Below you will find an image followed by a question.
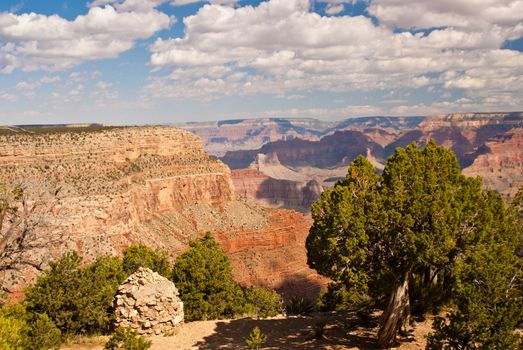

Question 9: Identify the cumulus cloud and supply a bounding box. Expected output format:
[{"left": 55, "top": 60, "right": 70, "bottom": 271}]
[
  {"left": 0, "top": 91, "right": 17, "bottom": 102},
  {"left": 368, "top": 0, "right": 523, "bottom": 34},
  {"left": 145, "top": 0, "right": 523, "bottom": 113},
  {"left": 0, "top": 0, "right": 170, "bottom": 72},
  {"left": 325, "top": 3, "right": 344, "bottom": 15},
  {"left": 170, "top": 0, "right": 238, "bottom": 6},
  {"left": 16, "top": 75, "right": 61, "bottom": 90}
]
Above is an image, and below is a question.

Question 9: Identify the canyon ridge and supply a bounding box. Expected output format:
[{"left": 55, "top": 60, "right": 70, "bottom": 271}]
[
  {"left": 181, "top": 112, "right": 523, "bottom": 212},
  {"left": 0, "top": 126, "right": 325, "bottom": 299}
]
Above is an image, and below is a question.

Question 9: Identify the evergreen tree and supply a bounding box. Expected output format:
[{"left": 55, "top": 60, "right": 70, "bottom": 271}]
[
  {"left": 171, "top": 233, "right": 245, "bottom": 321},
  {"left": 306, "top": 141, "right": 506, "bottom": 347},
  {"left": 427, "top": 188, "right": 522, "bottom": 349},
  {"left": 122, "top": 244, "right": 171, "bottom": 278},
  {"left": 25, "top": 252, "right": 126, "bottom": 335},
  {"left": 245, "top": 326, "right": 267, "bottom": 350}
]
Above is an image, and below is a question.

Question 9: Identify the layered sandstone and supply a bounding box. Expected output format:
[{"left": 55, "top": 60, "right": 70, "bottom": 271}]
[
  {"left": 463, "top": 128, "right": 523, "bottom": 198},
  {"left": 218, "top": 113, "right": 522, "bottom": 207},
  {"left": 0, "top": 126, "right": 326, "bottom": 299}
]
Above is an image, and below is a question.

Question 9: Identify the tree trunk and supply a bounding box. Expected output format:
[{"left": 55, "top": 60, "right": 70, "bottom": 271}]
[{"left": 377, "top": 269, "right": 411, "bottom": 348}]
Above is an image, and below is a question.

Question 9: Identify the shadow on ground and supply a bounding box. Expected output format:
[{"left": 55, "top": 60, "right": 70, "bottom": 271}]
[{"left": 194, "top": 311, "right": 381, "bottom": 350}]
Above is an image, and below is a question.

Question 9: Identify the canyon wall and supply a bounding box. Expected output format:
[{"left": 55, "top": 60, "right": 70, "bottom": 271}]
[
  {"left": 198, "top": 113, "right": 523, "bottom": 212},
  {"left": 0, "top": 127, "right": 326, "bottom": 299}
]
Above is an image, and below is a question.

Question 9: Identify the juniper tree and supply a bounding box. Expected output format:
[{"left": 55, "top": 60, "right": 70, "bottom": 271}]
[
  {"left": 426, "top": 187, "right": 523, "bottom": 349},
  {"left": 171, "top": 233, "right": 245, "bottom": 321},
  {"left": 306, "top": 141, "right": 504, "bottom": 347}
]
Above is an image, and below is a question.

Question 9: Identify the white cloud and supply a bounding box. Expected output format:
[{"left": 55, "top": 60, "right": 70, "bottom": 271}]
[
  {"left": 171, "top": 0, "right": 238, "bottom": 6},
  {"left": 325, "top": 4, "right": 344, "bottom": 15},
  {"left": 368, "top": 0, "right": 523, "bottom": 33},
  {"left": 0, "top": 91, "right": 17, "bottom": 102},
  {"left": 145, "top": 0, "right": 523, "bottom": 112},
  {"left": 16, "top": 75, "right": 61, "bottom": 90},
  {"left": 0, "top": 0, "right": 170, "bottom": 72}
]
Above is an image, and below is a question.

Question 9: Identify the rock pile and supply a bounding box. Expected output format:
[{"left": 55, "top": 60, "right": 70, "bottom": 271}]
[{"left": 114, "top": 267, "right": 184, "bottom": 335}]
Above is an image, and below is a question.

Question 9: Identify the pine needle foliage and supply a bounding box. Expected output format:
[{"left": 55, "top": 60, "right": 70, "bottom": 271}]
[
  {"left": 171, "top": 233, "right": 245, "bottom": 321},
  {"left": 245, "top": 326, "right": 267, "bottom": 350}
]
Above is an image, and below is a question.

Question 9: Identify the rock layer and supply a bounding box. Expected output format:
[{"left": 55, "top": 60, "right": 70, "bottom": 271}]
[
  {"left": 0, "top": 126, "right": 326, "bottom": 299},
  {"left": 215, "top": 113, "right": 523, "bottom": 211}
]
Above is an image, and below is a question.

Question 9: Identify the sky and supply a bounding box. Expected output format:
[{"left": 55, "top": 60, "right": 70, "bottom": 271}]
[{"left": 0, "top": 0, "right": 522, "bottom": 125}]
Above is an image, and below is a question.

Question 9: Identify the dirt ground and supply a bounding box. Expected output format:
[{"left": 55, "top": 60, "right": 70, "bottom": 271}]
[{"left": 62, "top": 311, "right": 433, "bottom": 350}]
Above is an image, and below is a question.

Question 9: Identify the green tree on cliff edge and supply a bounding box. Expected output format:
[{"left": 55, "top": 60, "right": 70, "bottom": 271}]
[{"left": 306, "top": 141, "right": 515, "bottom": 347}]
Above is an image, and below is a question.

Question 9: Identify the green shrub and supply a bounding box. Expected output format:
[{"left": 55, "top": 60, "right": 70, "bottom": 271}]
[
  {"left": 316, "top": 283, "right": 356, "bottom": 312},
  {"left": 426, "top": 239, "right": 523, "bottom": 349},
  {"left": 286, "top": 296, "right": 315, "bottom": 315},
  {"left": 0, "top": 304, "right": 61, "bottom": 350},
  {"left": 243, "top": 286, "right": 283, "bottom": 318},
  {"left": 0, "top": 306, "right": 25, "bottom": 350},
  {"left": 245, "top": 326, "right": 267, "bottom": 350},
  {"left": 122, "top": 244, "right": 171, "bottom": 278},
  {"left": 23, "top": 312, "right": 62, "bottom": 350},
  {"left": 104, "top": 328, "right": 152, "bottom": 350},
  {"left": 25, "top": 252, "right": 125, "bottom": 335},
  {"left": 80, "top": 256, "right": 127, "bottom": 333},
  {"left": 171, "top": 233, "right": 245, "bottom": 321}
]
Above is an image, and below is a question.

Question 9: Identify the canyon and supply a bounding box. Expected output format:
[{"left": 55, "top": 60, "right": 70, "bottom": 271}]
[
  {"left": 181, "top": 113, "right": 523, "bottom": 212},
  {"left": 0, "top": 126, "right": 325, "bottom": 299},
  {"left": 1, "top": 112, "right": 521, "bottom": 299}
]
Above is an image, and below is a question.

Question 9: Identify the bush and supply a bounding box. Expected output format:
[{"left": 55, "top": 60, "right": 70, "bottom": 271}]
[
  {"left": 23, "top": 312, "right": 62, "bottom": 350},
  {"left": 122, "top": 244, "right": 171, "bottom": 278},
  {"left": 316, "top": 283, "right": 358, "bottom": 312},
  {"left": 0, "top": 306, "right": 25, "bottom": 349},
  {"left": 171, "top": 233, "right": 245, "bottom": 321},
  {"left": 0, "top": 304, "right": 61, "bottom": 350},
  {"left": 426, "top": 225, "right": 522, "bottom": 349},
  {"left": 245, "top": 326, "right": 267, "bottom": 350},
  {"left": 243, "top": 286, "right": 283, "bottom": 318},
  {"left": 104, "top": 328, "right": 152, "bottom": 350},
  {"left": 25, "top": 252, "right": 126, "bottom": 335},
  {"left": 286, "top": 296, "right": 315, "bottom": 315}
]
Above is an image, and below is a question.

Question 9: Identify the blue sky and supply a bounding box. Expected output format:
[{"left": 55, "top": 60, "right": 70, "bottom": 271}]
[{"left": 0, "top": 0, "right": 522, "bottom": 125}]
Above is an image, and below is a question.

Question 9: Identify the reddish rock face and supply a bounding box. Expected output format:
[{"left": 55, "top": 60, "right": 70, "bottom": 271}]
[
  {"left": 0, "top": 126, "right": 327, "bottom": 299},
  {"left": 463, "top": 128, "right": 523, "bottom": 198},
  {"left": 214, "top": 113, "right": 523, "bottom": 212}
]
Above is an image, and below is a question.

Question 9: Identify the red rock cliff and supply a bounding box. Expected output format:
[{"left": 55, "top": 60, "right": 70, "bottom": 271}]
[{"left": 0, "top": 126, "right": 326, "bottom": 298}]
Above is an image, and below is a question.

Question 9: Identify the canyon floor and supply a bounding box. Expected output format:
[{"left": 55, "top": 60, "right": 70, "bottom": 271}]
[{"left": 63, "top": 311, "right": 433, "bottom": 350}]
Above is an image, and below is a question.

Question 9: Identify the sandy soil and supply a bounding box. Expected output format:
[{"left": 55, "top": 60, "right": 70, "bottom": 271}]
[{"left": 62, "top": 311, "right": 433, "bottom": 350}]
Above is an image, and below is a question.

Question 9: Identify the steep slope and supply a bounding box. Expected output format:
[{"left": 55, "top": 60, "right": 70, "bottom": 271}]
[
  {"left": 218, "top": 113, "right": 522, "bottom": 212},
  {"left": 463, "top": 128, "right": 523, "bottom": 197},
  {"left": 179, "top": 118, "right": 328, "bottom": 156},
  {"left": 222, "top": 130, "right": 384, "bottom": 169},
  {"left": 0, "top": 126, "right": 326, "bottom": 298}
]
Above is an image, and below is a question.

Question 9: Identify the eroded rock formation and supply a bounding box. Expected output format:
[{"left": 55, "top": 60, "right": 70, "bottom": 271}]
[
  {"left": 215, "top": 113, "right": 523, "bottom": 211},
  {"left": 0, "top": 126, "right": 326, "bottom": 300},
  {"left": 114, "top": 267, "right": 184, "bottom": 335}
]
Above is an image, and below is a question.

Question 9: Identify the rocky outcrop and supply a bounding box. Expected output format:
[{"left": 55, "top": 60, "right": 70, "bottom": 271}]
[
  {"left": 222, "top": 130, "right": 384, "bottom": 169},
  {"left": 179, "top": 118, "right": 326, "bottom": 157},
  {"left": 215, "top": 209, "right": 328, "bottom": 300},
  {"left": 463, "top": 128, "right": 523, "bottom": 198},
  {"left": 232, "top": 169, "right": 323, "bottom": 213},
  {"left": 0, "top": 126, "right": 326, "bottom": 300},
  {"left": 221, "top": 113, "right": 523, "bottom": 205},
  {"left": 114, "top": 268, "right": 184, "bottom": 335}
]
